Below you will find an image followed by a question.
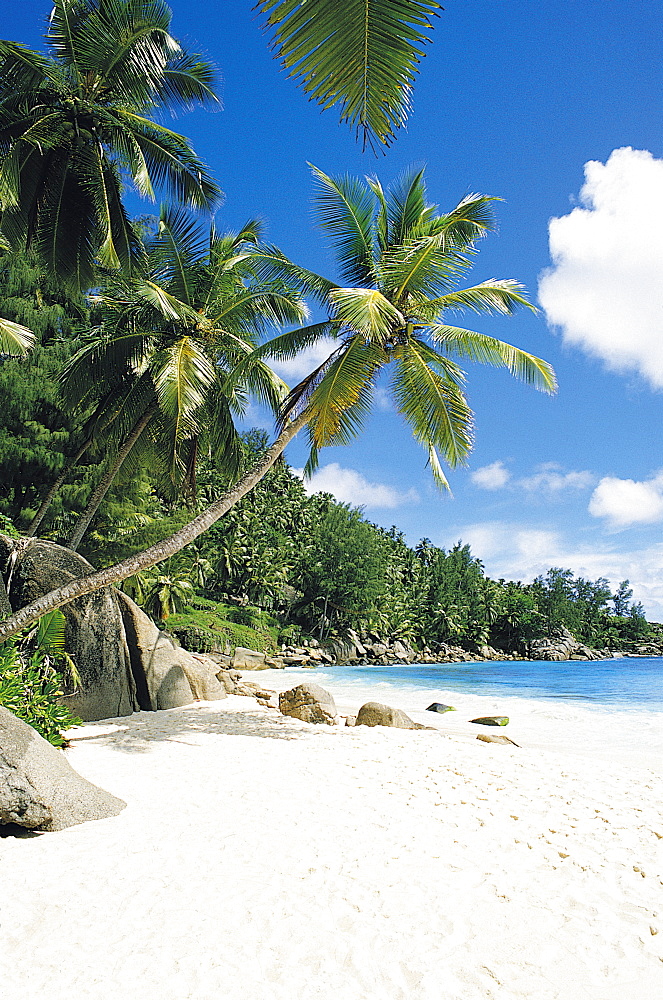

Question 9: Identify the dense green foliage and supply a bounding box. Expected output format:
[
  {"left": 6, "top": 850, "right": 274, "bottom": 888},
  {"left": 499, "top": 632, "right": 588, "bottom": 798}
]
[
  {"left": 0, "top": 4, "right": 654, "bottom": 693},
  {"left": 41, "top": 433, "right": 643, "bottom": 654},
  {"left": 0, "top": 251, "right": 86, "bottom": 527},
  {"left": 257, "top": 165, "right": 555, "bottom": 488},
  {"left": 0, "top": 616, "right": 82, "bottom": 747},
  {"left": 0, "top": 0, "right": 220, "bottom": 292},
  {"left": 166, "top": 597, "right": 280, "bottom": 655}
]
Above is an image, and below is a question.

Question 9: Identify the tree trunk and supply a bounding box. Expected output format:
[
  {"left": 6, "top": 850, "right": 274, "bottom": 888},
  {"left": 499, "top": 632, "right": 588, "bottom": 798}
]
[
  {"left": 0, "top": 571, "right": 12, "bottom": 618},
  {"left": 0, "top": 411, "right": 310, "bottom": 641},
  {"left": 66, "top": 406, "right": 157, "bottom": 552},
  {"left": 26, "top": 436, "right": 94, "bottom": 537}
]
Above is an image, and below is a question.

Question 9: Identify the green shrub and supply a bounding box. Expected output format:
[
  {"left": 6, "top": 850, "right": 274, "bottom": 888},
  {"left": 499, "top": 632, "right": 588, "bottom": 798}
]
[
  {"left": 0, "top": 641, "right": 82, "bottom": 747},
  {"left": 0, "top": 512, "right": 19, "bottom": 537},
  {"left": 166, "top": 599, "right": 279, "bottom": 655}
]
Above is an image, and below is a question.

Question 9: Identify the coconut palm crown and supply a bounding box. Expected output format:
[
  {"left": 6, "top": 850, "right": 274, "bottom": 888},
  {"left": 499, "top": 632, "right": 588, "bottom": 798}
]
[
  {"left": 0, "top": 0, "right": 221, "bottom": 294},
  {"left": 251, "top": 165, "right": 557, "bottom": 488},
  {"left": 58, "top": 206, "right": 307, "bottom": 548}
]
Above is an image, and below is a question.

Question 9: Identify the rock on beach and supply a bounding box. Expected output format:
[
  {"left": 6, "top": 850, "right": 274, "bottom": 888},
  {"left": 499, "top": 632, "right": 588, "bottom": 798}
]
[
  {"left": 0, "top": 706, "right": 125, "bottom": 832},
  {"left": 278, "top": 682, "right": 337, "bottom": 725}
]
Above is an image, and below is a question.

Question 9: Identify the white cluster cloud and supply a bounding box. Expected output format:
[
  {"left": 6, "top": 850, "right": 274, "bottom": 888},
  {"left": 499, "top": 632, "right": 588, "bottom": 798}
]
[
  {"left": 519, "top": 464, "right": 595, "bottom": 493},
  {"left": 471, "top": 460, "right": 594, "bottom": 494},
  {"left": 588, "top": 472, "right": 663, "bottom": 528},
  {"left": 538, "top": 147, "right": 663, "bottom": 387},
  {"left": 294, "top": 462, "right": 419, "bottom": 509},
  {"left": 445, "top": 520, "right": 663, "bottom": 619},
  {"left": 271, "top": 337, "right": 338, "bottom": 381},
  {"left": 471, "top": 461, "right": 511, "bottom": 490}
]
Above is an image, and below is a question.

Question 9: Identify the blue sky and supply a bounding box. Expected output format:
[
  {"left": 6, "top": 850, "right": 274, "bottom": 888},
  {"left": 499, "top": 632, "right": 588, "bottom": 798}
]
[{"left": 7, "top": 2, "right": 663, "bottom": 616}]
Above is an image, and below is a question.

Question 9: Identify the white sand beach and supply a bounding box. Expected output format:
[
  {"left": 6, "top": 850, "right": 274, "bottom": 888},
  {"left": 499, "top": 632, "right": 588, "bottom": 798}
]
[{"left": 1, "top": 680, "right": 662, "bottom": 1000}]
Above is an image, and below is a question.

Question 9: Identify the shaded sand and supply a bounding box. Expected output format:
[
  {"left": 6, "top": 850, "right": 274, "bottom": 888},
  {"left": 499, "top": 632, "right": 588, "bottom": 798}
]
[{"left": 1, "top": 695, "right": 662, "bottom": 1000}]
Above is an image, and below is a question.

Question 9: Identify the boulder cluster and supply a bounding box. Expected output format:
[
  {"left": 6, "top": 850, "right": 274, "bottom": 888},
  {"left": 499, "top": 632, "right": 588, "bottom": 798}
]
[
  {"left": 527, "top": 626, "right": 605, "bottom": 662},
  {"left": 0, "top": 536, "right": 229, "bottom": 722},
  {"left": 211, "top": 639, "right": 336, "bottom": 672},
  {"left": 249, "top": 682, "right": 515, "bottom": 742}
]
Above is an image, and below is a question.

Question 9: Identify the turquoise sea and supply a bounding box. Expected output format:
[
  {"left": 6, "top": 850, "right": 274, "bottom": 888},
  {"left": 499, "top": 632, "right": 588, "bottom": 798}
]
[
  {"left": 315, "top": 656, "right": 663, "bottom": 711},
  {"left": 262, "top": 657, "right": 663, "bottom": 764}
]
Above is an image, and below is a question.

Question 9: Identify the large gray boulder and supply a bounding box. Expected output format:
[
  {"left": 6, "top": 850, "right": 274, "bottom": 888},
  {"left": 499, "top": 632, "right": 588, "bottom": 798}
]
[
  {"left": 0, "top": 706, "right": 126, "bottom": 832},
  {"left": 355, "top": 701, "right": 421, "bottom": 729},
  {"left": 232, "top": 646, "right": 267, "bottom": 670},
  {"left": 118, "top": 593, "right": 227, "bottom": 710},
  {"left": 0, "top": 536, "right": 138, "bottom": 721},
  {"left": 278, "top": 682, "right": 337, "bottom": 725}
]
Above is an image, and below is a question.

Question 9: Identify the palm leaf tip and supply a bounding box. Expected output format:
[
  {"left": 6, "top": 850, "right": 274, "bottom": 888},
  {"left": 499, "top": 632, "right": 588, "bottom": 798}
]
[
  {"left": 258, "top": 0, "right": 443, "bottom": 148},
  {"left": 0, "top": 316, "right": 35, "bottom": 356}
]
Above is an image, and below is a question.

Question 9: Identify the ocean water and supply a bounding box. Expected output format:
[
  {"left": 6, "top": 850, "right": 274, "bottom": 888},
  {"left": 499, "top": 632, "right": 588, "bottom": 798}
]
[
  {"left": 257, "top": 657, "right": 663, "bottom": 766},
  {"left": 314, "top": 656, "right": 663, "bottom": 711}
]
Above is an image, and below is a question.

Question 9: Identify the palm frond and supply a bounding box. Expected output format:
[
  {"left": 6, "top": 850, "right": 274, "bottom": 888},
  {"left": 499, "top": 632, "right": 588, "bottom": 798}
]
[
  {"left": 153, "top": 51, "right": 220, "bottom": 110},
  {"left": 150, "top": 335, "right": 216, "bottom": 472},
  {"left": 225, "top": 321, "right": 337, "bottom": 397},
  {"left": 429, "top": 194, "right": 497, "bottom": 246},
  {"left": 0, "top": 314, "right": 35, "bottom": 355},
  {"left": 250, "top": 246, "right": 337, "bottom": 304},
  {"left": 301, "top": 335, "right": 385, "bottom": 447},
  {"left": 48, "top": 0, "right": 177, "bottom": 103},
  {"left": 417, "top": 280, "right": 536, "bottom": 319},
  {"left": 134, "top": 279, "right": 207, "bottom": 326},
  {"left": 365, "top": 175, "right": 388, "bottom": 251},
  {"left": 59, "top": 329, "right": 153, "bottom": 410},
  {"left": 34, "top": 146, "right": 100, "bottom": 292},
  {"left": 428, "top": 324, "right": 558, "bottom": 393},
  {"left": 380, "top": 229, "right": 471, "bottom": 303},
  {"left": 310, "top": 164, "right": 377, "bottom": 284},
  {"left": 148, "top": 206, "right": 208, "bottom": 304},
  {"left": 258, "top": 0, "right": 442, "bottom": 148},
  {"left": 240, "top": 356, "right": 291, "bottom": 414},
  {"left": 35, "top": 608, "right": 66, "bottom": 654},
  {"left": 0, "top": 40, "right": 53, "bottom": 92},
  {"left": 391, "top": 338, "right": 473, "bottom": 477},
  {"left": 385, "top": 165, "right": 427, "bottom": 246},
  {"left": 205, "top": 395, "right": 245, "bottom": 479},
  {"left": 117, "top": 111, "right": 222, "bottom": 210},
  {"left": 328, "top": 286, "right": 404, "bottom": 342}
]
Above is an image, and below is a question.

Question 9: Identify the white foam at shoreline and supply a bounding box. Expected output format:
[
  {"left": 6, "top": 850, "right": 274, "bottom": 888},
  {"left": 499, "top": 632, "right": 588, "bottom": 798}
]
[{"left": 252, "top": 667, "right": 663, "bottom": 768}]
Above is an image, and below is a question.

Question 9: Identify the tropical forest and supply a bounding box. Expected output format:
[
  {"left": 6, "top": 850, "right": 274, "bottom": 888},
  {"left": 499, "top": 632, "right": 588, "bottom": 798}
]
[{"left": 0, "top": 1, "right": 657, "bottom": 743}]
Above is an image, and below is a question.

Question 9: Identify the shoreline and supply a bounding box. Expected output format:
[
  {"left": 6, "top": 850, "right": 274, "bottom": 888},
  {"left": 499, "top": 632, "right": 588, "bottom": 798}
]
[
  {"left": 240, "top": 665, "right": 663, "bottom": 769},
  {"left": 1, "top": 688, "right": 661, "bottom": 999}
]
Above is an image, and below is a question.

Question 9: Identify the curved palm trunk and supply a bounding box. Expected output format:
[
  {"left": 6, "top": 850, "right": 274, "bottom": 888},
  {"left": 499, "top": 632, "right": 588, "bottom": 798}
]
[
  {"left": 0, "top": 411, "right": 310, "bottom": 640},
  {"left": 26, "top": 436, "right": 95, "bottom": 537},
  {"left": 66, "top": 405, "right": 158, "bottom": 552}
]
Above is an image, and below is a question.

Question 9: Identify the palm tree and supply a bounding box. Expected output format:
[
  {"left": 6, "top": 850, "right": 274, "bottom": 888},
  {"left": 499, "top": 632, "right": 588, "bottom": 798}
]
[
  {"left": 0, "top": 0, "right": 221, "bottom": 294},
  {"left": 253, "top": 165, "right": 556, "bottom": 487},
  {"left": 0, "top": 165, "right": 556, "bottom": 639},
  {"left": 258, "top": 0, "right": 442, "bottom": 149},
  {"left": 57, "top": 207, "right": 307, "bottom": 550}
]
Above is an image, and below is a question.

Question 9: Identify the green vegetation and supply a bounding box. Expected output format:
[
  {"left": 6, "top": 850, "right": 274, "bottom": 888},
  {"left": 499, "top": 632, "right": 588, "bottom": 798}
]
[
  {"left": 0, "top": 610, "right": 82, "bottom": 746},
  {"left": 67, "top": 442, "right": 648, "bottom": 655},
  {"left": 257, "top": 1, "right": 442, "bottom": 149},
  {"left": 166, "top": 598, "right": 280, "bottom": 656},
  {"left": 0, "top": 1, "right": 653, "bottom": 746},
  {"left": 0, "top": 162, "right": 559, "bottom": 641},
  {"left": 0, "top": 0, "right": 220, "bottom": 293}
]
